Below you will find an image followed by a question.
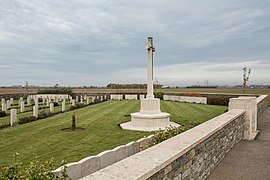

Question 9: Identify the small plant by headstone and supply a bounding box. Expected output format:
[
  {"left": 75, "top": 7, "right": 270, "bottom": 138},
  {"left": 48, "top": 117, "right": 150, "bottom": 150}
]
[
  {"left": 72, "top": 113, "right": 76, "bottom": 130},
  {"left": 61, "top": 113, "right": 85, "bottom": 132}
]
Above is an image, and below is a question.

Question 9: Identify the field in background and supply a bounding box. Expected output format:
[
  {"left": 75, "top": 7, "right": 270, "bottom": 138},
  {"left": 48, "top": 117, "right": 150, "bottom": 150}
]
[
  {"left": 1, "top": 87, "right": 269, "bottom": 103},
  {"left": 0, "top": 87, "right": 269, "bottom": 95},
  {"left": 0, "top": 100, "right": 226, "bottom": 166}
]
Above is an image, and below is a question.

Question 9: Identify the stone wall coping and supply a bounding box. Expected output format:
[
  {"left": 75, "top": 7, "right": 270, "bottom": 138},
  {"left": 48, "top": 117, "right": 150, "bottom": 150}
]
[
  {"left": 81, "top": 109, "right": 245, "bottom": 180},
  {"left": 256, "top": 95, "right": 268, "bottom": 103}
]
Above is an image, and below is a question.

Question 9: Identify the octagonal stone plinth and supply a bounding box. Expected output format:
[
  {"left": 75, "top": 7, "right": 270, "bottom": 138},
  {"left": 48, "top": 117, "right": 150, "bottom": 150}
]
[{"left": 120, "top": 98, "right": 180, "bottom": 132}]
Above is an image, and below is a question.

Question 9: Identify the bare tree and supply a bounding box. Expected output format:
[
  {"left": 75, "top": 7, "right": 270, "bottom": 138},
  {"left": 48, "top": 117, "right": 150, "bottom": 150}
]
[{"left": 243, "top": 65, "right": 251, "bottom": 94}]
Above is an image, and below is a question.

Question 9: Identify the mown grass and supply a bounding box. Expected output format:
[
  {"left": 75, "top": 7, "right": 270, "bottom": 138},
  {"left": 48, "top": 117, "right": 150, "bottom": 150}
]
[{"left": 0, "top": 100, "right": 226, "bottom": 167}]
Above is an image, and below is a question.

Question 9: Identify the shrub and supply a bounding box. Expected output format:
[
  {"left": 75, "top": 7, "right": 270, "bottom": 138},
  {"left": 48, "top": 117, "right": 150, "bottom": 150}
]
[
  {"left": 154, "top": 92, "right": 164, "bottom": 100},
  {"left": 19, "top": 116, "right": 36, "bottom": 124},
  {"left": 207, "top": 96, "right": 230, "bottom": 106},
  {"left": 38, "top": 110, "right": 54, "bottom": 119},
  {"left": 53, "top": 102, "right": 59, "bottom": 107},
  {"left": 151, "top": 124, "right": 199, "bottom": 145},
  {"left": 75, "top": 103, "right": 85, "bottom": 109},
  {"left": 69, "top": 106, "right": 76, "bottom": 111},
  {"left": 0, "top": 111, "right": 7, "bottom": 117},
  {"left": 37, "top": 87, "right": 74, "bottom": 96},
  {"left": 0, "top": 153, "right": 70, "bottom": 179}
]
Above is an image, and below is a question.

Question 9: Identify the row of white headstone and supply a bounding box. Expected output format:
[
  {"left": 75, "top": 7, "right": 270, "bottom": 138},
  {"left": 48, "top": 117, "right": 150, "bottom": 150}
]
[{"left": 6, "top": 94, "right": 109, "bottom": 127}]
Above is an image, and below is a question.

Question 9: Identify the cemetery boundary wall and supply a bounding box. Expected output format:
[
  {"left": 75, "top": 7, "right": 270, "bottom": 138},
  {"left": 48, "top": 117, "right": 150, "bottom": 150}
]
[
  {"left": 163, "top": 95, "right": 207, "bottom": 104},
  {"left": 79, "top": 95, "right": 267, "bottom": 180},
  {"left": 257, "top": 95, "right": 268, "bottom": 117},
  {"left": 53, "top": 135, "right": 155, "bottom": 179}
]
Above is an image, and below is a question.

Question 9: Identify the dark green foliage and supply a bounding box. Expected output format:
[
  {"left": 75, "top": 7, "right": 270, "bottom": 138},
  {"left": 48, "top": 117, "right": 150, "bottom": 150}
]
[
  {"left": 31, "top": 99, "right": 35, "bottom": 106},
  {"left": 75, "top": 103, "right": 85, "bottom": 109},
  {"left": 207, "top": 96, "right": 230, "bottom": 106},
  {"left": 154, "top": 92, "right": 164, "bottom": 100},
  {"left": 69, "top": 103, "right": 86, "bottom": 111},
  {"left": 0, "top": 111, "right": 7, "bottom": 117},
  {"left": 38, "top": 110, "right": 54, "bottom": 119},
  {"left": 37, "top": 88, "right": 74, "bottom": 96},
  {"left": 0, "top": 153, "right": 70, "bottom": 179},
  {"left": 69, "top": 106, "right": 76, "bottom": 111},
  {"left": 152, "top": 123, "right": 200, "bottom": 145},
  {"left": 19, "top": 116, "right": 36, "bottom": 124},
  {"left": 53, "top": 102, "right": 59, "bottom": 107}
]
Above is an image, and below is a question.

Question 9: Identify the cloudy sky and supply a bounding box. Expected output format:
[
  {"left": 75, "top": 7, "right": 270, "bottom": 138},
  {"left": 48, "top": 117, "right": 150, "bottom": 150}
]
[{"left": 0, "top": 0, "right": 269, "bottom": 87}]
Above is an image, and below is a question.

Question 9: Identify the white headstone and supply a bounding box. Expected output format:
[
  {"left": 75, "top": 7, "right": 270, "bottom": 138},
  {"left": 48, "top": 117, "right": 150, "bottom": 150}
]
[
  {"left": 35, "top": 99, "right": 39, "bottom": 110},
  {"left": 1, "top": 98, "right": 5, "bottom": 104},
  {"left": 6, "top": 100, "right": 10, "bottom": 109},
  {"left": 72, "top": 99, "right": 76, "bottom": 106},
  {"left": 10, "top": 98, "right": 14, "bottom": 105},
  {"left": 42, "top": 97, "right": 46, "bottom": 104},
  {"left": 87, "top": 97, "right": 90, "bottom": 105},
  {"left": 10, "top": 109, "right": 17, "bottom": 126},
  {"left": 76, "top": 96, "right": 79, "bottom": 102},
  {"left": 33, "top": 105, "right": 38, "bottom": 118},
  {"left": 50, "top": 103, "right": 54, "bottom": 113},
  {"left": 20, "top": 101, "right": 25, "bottom": 113},
  {"left": 80, "top": 96, "right": 83, "bottom": 103},
  {"left": 46, "top": 98, "right": 49, "bottom": 106},
  {"left": 27, "top": 96, "right": 31, "bottom": 106},
  {"left": 62, "top": 101, "right": 66, "bottom": 112},
  {"left": 1, "top": 103, "right": 7, "bottom": 113}
]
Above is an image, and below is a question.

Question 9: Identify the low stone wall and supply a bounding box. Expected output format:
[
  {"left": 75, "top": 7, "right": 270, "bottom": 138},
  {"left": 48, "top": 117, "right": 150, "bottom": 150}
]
[
  {"left": 81, "top": 110, "right": 245, "bottom": 180},
  {"left": 163, "top": 95, "right": 207, "bottom": 104},
  {"left": 110, "top": 94, "right": 123, "bottom": 100},
  {"left": 53, "top": 135, "right": 154, "bottom": 179},
  {"left": 257, "top": 95, "right": 268, "bottom": 118},
  {"left": 125, "top": 94, "right": 138, "bottom": 100}
]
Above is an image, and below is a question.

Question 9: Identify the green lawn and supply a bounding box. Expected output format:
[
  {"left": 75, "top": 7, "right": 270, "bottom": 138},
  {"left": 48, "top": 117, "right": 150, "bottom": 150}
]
[{"left": 0, "top": 100, "right": 226, "bottom": 167}]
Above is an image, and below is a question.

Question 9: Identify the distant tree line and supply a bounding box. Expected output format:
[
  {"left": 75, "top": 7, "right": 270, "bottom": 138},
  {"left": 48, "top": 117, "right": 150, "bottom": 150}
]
[
  {"left": 186, "top": 85, "right": 217, "bottom": 88},
  {"left": 37, "top": 87, "right": 74, "bottom": 95},
  {"left": 106, "top": 83, "right": 163, "bottom": 89}
]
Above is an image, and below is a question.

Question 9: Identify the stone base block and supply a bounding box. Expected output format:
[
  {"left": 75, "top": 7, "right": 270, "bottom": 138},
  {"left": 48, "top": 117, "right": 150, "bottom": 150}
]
[{"left": 120, "top": 112, "right": 180, "bottom": 132}]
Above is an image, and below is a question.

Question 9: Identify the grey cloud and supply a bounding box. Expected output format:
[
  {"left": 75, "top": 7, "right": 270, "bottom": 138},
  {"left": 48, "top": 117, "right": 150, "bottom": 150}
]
[{"left": 0, "top": 0, "right": 269, "bottom": 86}]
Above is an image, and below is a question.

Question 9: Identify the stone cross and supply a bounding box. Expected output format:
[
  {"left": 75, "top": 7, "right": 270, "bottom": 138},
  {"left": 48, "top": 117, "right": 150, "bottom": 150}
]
[{"left": 145, "top": 37, "right": 155, "bottom": 99}]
